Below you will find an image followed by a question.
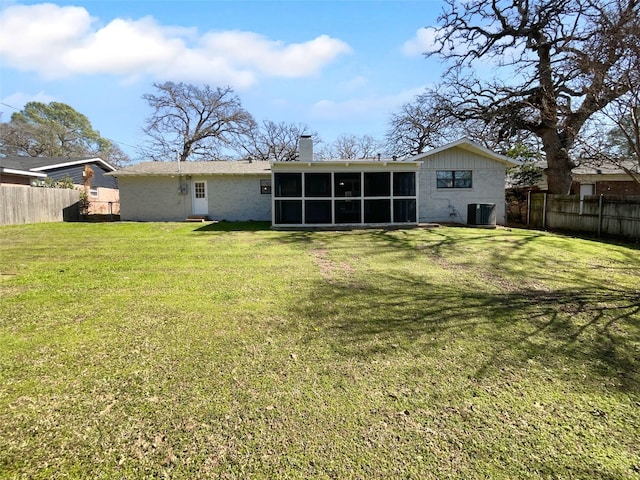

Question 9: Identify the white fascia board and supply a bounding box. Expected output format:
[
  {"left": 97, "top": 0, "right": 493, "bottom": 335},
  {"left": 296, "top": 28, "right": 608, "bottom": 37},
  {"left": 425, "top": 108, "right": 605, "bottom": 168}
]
[
  {"left": 0, "top": 167, "right": 47, "bottom": 177},
  {"left": 31, "top": 158, "right": 116, "bottom": 172},
  {"left": 271, "top": 161, "right": 422, "bottom": 172}
]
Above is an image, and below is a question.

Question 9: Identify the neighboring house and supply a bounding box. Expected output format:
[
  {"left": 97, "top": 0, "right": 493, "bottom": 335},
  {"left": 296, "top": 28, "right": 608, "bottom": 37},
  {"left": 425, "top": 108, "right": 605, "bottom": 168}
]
[
  {"left": 0, "top": 156, "right": 119, "bottom": 215},
  {"left": 110, "top": 137, "right": 516, "bottom": 227},
  {"left": 520, "top": 161, "right": 640, "bottom": 197},
  {"left": 569, "top": 162, "right": 640, "bottom": 198}
]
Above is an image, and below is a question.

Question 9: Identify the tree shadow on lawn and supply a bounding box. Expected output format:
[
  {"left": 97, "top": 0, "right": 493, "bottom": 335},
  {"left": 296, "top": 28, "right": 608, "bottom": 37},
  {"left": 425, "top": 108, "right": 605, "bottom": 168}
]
[
  {"left": 193, "top": 221, "right": 272, "bottom": 232},
  {"left": 294, "top": 272, "right": 640, "bottom": 393}
]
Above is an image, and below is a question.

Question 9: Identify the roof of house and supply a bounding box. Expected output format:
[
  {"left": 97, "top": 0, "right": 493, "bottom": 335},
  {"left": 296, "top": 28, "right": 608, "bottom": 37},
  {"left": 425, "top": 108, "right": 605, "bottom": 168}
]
[
  {"left": 107, "top": 138, "right": 520, "bottom": 177},
  {"left": 412, "top": 137, "right": 518, "bottom": 166},
  {"left": 108, "top": 160, "right": 272, "bottom": 176},
  {"left": 535, "top": 160, "right": 639, "bottom": 176},
  {"left": 572, "top": 162, "right": 639, "bottom": 176},
  {"left": 0, "top": 156, "right": 115, "bottom": 172}
]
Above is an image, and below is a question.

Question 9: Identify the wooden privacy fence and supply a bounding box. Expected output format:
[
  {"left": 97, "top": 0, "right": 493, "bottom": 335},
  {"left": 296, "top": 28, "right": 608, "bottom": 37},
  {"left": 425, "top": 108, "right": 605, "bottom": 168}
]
[
  {"left": 0, "top": 185, "right": 81, "bottom": 226},
  {"left": 528, "top": 193, "right": 640, "bottom": 241}
]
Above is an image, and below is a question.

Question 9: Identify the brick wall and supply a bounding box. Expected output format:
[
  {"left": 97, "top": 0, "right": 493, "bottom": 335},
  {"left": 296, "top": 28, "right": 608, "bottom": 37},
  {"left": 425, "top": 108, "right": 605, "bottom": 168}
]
[{"left": 595, "top": 181, "right": 640, "bottom": 196}]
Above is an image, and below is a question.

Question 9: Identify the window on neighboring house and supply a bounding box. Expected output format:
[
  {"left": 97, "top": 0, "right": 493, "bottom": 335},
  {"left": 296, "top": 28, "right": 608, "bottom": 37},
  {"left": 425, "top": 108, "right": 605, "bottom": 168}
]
[
  {"left": 260, "top": 179, "right": 271, "bottom": 194},
  {"left": 436, "top": 170, "right": 472, "bottom": 188},
  {"left": 89, "top": 187, "right": 99, "bottom": 197}
]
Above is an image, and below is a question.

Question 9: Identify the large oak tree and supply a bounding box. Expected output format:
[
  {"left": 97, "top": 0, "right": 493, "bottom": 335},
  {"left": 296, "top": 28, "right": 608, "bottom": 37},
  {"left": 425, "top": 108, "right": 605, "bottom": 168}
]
[
  {"left": 428, "top": 0, "right": 640, "bottom": 193},
  {"left": 0, "top": 101, "right": 128, "bottom": 165}
]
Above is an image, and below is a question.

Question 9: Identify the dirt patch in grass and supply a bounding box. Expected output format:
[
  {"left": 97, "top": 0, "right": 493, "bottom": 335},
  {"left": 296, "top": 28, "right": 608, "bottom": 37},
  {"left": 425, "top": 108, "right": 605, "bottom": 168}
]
[{"left": 310, "top": 246, "right": 362, "bottom": 289}]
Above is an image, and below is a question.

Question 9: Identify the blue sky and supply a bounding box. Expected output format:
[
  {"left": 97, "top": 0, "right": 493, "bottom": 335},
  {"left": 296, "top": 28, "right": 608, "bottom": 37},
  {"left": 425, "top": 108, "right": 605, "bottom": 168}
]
[{"left": 0, "top": 0, "right": 447, "bottom": 160}]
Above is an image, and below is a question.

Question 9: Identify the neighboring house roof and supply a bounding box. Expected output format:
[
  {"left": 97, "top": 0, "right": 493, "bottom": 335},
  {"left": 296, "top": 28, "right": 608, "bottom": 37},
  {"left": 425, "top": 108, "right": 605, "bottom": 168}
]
[
  {"left": 572, "top": 162, "right": 640, "bottom": 176},
  {"left": 0, "top": 156, "right": 116, "bottom": 172},
  {"left": 108, "top": 160, "right": 272, "bottom": 176},
  {"left": 534, "top": 160, "right": 639, "bottom": 178},
  {"left": 412, "top": 137, "right": 518, "bottom": 167},
  {"left": 1, "top": 156, "right": 118, "bottom": 189}
]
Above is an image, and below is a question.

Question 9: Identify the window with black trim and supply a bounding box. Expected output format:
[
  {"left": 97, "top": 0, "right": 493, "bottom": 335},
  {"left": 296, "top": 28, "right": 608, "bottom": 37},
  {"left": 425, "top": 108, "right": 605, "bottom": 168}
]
[
  {"left": 260, "top": 179, "right": 271, "bottom": 194},
  {"left": 274, "top": 173, "right": 302, "bottom": 197},
  {"left": 275, "top": 200, "right": 302, "bottom": 224},
  {"left": 436, "top": 170, "right": 472, "bottom": 188},
  {"left": 364, "top": 172, "right": 390, "bottom": 197},
  {"left": 364, "top": 199, "right": 391, "bottom": 223},
  {"left": 305, "top": 173, "right": 332, "bottom": 197},
  {"left": 393, "top": 172, "right": 416, "bottom": 196},
  {"left": 305, "top": 200, "right": 332, "bottom": 223},
  {"left": 335, "top": 199, "right": 361, "bottom": 223},
  {"left": 394, "top": 199, "right": 416, "bottom": 222},
  {"left": 335, "top": 173, "right": 361, "bottom": 198}
]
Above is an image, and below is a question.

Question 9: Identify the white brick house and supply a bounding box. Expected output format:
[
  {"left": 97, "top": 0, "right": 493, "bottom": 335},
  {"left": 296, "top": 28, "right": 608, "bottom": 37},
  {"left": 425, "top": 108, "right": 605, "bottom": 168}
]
[
  {"left": 109, "top": 138, "right": 516, "bottom": 226},
  {"left": 110, "top": 160, "right": 271, "bottom": 222}
]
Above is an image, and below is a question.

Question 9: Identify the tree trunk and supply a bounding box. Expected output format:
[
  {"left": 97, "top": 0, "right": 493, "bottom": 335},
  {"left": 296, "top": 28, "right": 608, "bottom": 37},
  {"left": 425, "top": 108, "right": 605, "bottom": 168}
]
[{"left": 541, "top": 135, "right": 575, "bottom": 194}]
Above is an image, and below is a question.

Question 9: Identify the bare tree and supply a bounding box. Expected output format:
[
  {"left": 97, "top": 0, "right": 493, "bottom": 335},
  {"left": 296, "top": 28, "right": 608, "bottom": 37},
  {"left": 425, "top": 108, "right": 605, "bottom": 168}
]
[
  {"left": 326, "top": 133, "right": 383, "bottom": 159},
  {"left": 385, "top": 89, "right": 462, "bottom": 157},
  {"left": 429, "top": 0, "right": 640, "bottom": 194},
  {"left": 141, "top": 82, "right": 255, "bottom": 162},
  {"left": 599, "top": 84, "right": 640, "bottom": 182},
  {"left": 570, "top": 71, "right": 640, "bottom": 183},
  {"left": 385, "top": 88, "right": 539, "bottom": 158},
  {"left": 237, "top": 121, "right": 319, "bottom": 162},
  {"left": 100, "top": 142, "right": 132, "bottom": 168}
]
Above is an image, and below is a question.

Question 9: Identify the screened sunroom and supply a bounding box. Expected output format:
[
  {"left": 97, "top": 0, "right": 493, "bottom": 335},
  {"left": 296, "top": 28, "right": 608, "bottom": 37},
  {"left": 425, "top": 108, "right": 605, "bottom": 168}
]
[{"left": 270, "top": 160, "right": 422, "bottom": 228}]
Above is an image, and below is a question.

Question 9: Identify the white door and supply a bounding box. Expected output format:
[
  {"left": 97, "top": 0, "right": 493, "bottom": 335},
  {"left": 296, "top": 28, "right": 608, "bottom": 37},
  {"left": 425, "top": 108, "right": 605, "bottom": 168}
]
[
  {"left": 579, "top": 184, "right": 594, "bottom": 215},
  {"left": 580, "top": 183, "right": 595, "bottom": 198},
  {"left": 192, "top": 180, "right": 208, "bottom": 215}
]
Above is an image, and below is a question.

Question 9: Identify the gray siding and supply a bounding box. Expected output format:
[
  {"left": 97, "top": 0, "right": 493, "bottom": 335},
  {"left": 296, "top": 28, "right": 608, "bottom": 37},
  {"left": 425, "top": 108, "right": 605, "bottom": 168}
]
[{"left": 47, "top": 164, "right": 118, "bottom": 189}]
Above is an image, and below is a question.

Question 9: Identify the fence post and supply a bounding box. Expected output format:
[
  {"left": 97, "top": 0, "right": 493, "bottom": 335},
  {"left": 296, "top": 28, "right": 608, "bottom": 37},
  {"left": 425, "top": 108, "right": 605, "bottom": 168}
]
[
  {"left": 542, "top": 193, "right": 547, "bottom": 229},
  {"left": 598, "top": 195, "right": 603, "bottom": 238},
  {"left": 527, "top": 190, "right": 531, "bottom": 226}
]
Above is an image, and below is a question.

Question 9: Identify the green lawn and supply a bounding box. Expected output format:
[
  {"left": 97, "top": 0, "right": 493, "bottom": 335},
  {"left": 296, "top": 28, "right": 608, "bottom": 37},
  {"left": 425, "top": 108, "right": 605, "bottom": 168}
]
[{"left": 1, "top": 222, "right": 639, "bottom": 479}]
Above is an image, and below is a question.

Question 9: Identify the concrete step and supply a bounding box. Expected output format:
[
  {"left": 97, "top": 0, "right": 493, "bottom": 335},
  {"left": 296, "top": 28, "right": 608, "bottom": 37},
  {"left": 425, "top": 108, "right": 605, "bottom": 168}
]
[{"left": 186, "top": 215, "right": 209, "bottom": 222}]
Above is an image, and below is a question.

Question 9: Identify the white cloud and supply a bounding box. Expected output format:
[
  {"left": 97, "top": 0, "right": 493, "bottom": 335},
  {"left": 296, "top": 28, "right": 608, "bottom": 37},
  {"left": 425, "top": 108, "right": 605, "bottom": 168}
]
[
  {"left": 310, "top": 85, "right": 428, "bottom": 120},
  {"left": 0, "top": 3, "right": 352, "bottom": 87},
  {"left": 201, "top": 31, "right": 352, "bottom": 78},
  {"left": 1, "top": 91, "right": 58, "bottom": 113},
  {"left": 402, "top": 27, "right": 439, "bottom": 56},
  {"left": 343, "top": 76, "right": 369, "bottom": 91}
]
